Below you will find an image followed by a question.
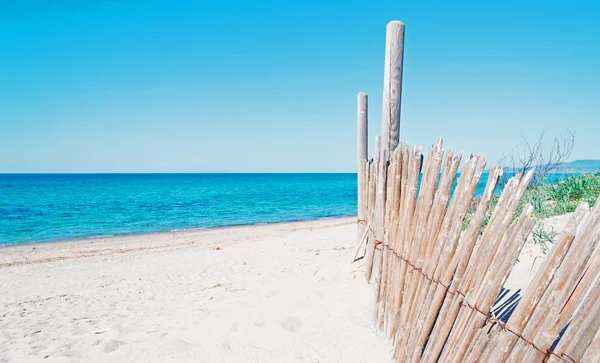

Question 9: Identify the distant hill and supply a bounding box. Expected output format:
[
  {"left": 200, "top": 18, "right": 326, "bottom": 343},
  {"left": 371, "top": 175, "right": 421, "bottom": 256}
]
[
  {"left": 561, "top": 160, "right": 600, "bottom": 173},
  {"left": 499, "top": 160, "right": 600, "bottom": 174}
]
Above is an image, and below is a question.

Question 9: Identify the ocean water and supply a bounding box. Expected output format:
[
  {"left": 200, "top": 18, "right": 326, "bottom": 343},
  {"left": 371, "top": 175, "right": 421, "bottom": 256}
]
[
  {"left": 0, "top": 172, "right": 554, "bottom": 245},
  {"left": 0, "top": 174, "right": 359, "bottom": 245}
]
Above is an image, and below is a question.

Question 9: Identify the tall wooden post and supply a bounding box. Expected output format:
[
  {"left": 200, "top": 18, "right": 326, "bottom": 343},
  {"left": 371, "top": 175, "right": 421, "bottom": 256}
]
[
  {"left": 357, "top": 93, "right": 368, "bottom": 243},
  {"left": 357, "top": 92, "right": 368, "bottom": 169},
  {"left": 380, "top": 20, "right": 405, "bottom": 158}
]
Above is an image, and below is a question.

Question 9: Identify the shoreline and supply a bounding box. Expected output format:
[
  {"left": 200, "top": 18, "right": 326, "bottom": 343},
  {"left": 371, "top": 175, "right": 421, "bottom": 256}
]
[
  {"left": 0, "top": 216, "right": 390, "bottom": 362},
  {"left": 0, "top": 214, "right": 357, "bottom": 249},
  {"left": 0, "top": 217, "right": 357, "bottom": 267}
]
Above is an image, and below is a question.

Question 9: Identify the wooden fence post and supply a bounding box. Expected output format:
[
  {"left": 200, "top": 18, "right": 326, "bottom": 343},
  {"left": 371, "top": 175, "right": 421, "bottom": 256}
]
[
  {"left": 357, "top": 93, "right": 368, "bottom": 243},
  {"left": 380, "top": 20, "right": 405, "bottom": 157},
  {"left": 358, "top": 92, "right": 368, "bottom": 166}
]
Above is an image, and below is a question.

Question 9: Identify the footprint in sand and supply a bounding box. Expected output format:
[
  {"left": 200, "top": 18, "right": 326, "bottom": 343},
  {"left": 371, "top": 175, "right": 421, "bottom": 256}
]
[
  {"left": 103, "top": 339, "right": 126, "bottom": 353},
  {"left": 280, "top": 317, "right": 301, "bottom": 333}
]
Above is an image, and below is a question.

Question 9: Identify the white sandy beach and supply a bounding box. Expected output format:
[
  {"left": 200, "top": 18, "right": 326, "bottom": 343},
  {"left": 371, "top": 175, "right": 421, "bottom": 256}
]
[
  {"left": 0, "top": 214, "right": 573, "bottom": 363},
  {"left": 0, "top": 218, "right": 391, "bottom": 363}
]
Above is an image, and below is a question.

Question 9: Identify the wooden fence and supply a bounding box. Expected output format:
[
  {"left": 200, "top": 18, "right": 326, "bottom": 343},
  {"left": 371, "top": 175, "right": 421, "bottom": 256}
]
[
  {"left": 357, "top": 137, "right": 600, "bottom": 363},
  {"left": 355, "top": 20, "right": 600, "bottom": 363}
]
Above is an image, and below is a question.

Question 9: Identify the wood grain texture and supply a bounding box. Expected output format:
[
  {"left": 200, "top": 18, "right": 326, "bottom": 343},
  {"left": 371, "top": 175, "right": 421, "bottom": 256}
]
[
  {"left": 581, "top": 327, "right": 600, "bottom": 362},
  {"left": 388, "top": 142, "right": 410, "bottom": 339},
  {"left": 511, "top": 194, "right": 600, "bottom": 362},
  {"left": 547, "top": 272, "right": 600, "bottom": 363},
  {"left": 406, "top": 156, "right": 489, "bottom": 362},
  {"left": 357, "top": 93, "right": 369, "bottom": 245},
  {"left": 420, "top": 165, "right": 503, "bottom": 362},
  {"left": 357, "top": 159, "right": 371, "bottom": 249},
  {"left": 357, "top": 92, "right": 368, "bottom": 165},
  {"left": 442, "top": 170, "right": 536, "bottom": 362},
  {"left": 380, "top": 21, "right": 405, "bottom": 156},
  {"left": 480, "top": 202, "right": 589, "bottom": 363},
  {"left": 364, "top": 136, "right": 381, "bottom": 282},
  {"left": 386, "top": 141, "right": 438, "bottom": 343},
  {"left": 372, "top": 146, "right": 388, "bottom": 328}
]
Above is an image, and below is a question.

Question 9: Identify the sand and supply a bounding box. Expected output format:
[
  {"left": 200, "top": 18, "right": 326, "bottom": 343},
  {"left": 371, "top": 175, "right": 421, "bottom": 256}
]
[
  {"left": 0, "top": 213, "right": 576, "bottom": 363},
  {"left": 504, "top": 211, "right": 577, "bottom": 293},
  {"left": 0, "top": 218, "right": 390, "bottom": 363}
]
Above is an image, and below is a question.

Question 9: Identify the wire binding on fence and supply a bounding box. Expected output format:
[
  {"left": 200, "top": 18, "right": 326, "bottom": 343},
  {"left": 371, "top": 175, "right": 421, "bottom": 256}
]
[{"left": 356, "top": 219, "right": 580, "bottom": 363}]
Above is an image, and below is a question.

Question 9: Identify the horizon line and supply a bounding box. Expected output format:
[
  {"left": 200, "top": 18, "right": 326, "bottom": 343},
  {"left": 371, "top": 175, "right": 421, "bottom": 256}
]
[{"left": 0, "top": 171, "right": 359, "bottom": 175}]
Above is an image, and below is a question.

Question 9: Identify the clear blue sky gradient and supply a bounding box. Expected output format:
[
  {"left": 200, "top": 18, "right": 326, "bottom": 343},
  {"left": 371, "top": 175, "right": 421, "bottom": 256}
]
[{"left": 1, "top": 1, "right": 598, "bottom": 172}]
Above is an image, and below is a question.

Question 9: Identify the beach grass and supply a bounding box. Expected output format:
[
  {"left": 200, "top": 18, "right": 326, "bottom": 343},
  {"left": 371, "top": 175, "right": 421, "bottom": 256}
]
[
  {"left": 464, "top": 172, "right": 600, "bottom": 252},
  {"left": 523, "top": 172, "right": 600, "bottom": 218}
]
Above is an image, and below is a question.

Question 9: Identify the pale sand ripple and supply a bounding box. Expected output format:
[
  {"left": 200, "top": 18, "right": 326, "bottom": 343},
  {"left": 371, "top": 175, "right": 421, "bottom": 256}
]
[{"left": 0, "top": 218, "right": 390, "bottom": 363}]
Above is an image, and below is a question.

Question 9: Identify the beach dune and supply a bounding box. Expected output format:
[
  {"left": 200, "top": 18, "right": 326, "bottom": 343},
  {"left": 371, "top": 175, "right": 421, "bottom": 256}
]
[{"left": 0, "top": 218, "right": 390, "bottom": 363}]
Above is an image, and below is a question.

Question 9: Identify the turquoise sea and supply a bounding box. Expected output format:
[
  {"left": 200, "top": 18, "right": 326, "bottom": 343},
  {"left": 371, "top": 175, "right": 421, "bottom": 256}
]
[
  {"left": 0, "top": 172, "right": 553, "bottom": 245},
  {"left": 1, "top": 174, "right": 360, "bottom": 245}
]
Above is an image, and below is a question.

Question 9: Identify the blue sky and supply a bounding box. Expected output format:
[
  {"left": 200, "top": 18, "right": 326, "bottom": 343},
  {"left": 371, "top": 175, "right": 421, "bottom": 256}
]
[{"left": 1, "top": 0, "right": 598, "bottom": 172}]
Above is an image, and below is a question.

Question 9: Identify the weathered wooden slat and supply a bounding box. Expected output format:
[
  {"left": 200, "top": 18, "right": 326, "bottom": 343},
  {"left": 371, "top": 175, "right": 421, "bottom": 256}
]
[
  {"left": 362, "top": 159, "right": 371, "bottom": 239},
  {"left": 580, "top": 326, "right": 600, "bottom": 362},
  {"left": 352, "top": 220, "right": 372, "bottom": 263},
  {"left": 419, "top": 164, "right": 503, "bottom": 362},
  {"left": 393, "top": 151, "right": 460, "bottom": 360},
  {"left": 380, "top": 148, "right": 400, "bottom": 334},
  {"left": 357, "top": 93, "right": 368, "bottom": 245},
  {"left": 443, "top": 203, "right": 536, "bottom": 362},
  {"left": 372, "top": 145, "right": 389, "bottom": 327},
  {"left": 364, "top": 136, "right": 381, "bottom": 282},
  {"left": 510, "top": 194, "right": 600, "bottom": 362},
  {"left": 398, "top": 139, "right": 446, "bottom": 347},
  {"left": 463, "top": 326, "right": 492, "bottom": 363},
  {"left": 464, "top": 208, "right": 536, "bottom": 360},
  {"left": 395, "top": 149, "right": 462, "bottom": 360},
  {"left": 405, "top": 156, "right": 489, "bottom": 362},
  {"left": 424, "top": 174, "right": 522, "bottom": 362},
  {"left": 377, "top": 150, "right": 399, "bottom": 330},
  {"left": 480, "top": 203, "right": 589, "bottom": 362},
  {"left": 387, "top": 145, "right": 426, "bottom": 354},
  {"left": 383, "top": 145, "right": 405, "bottom": 335},
  {"left": 397, "top": 153, "right": 481, "bottom": 361},
  {"left": 388, "top": 145, "right": 422, "bottom": 340},
  {"left": 388, "top": 142, "right": 411, "bottom": 339},
  {"left": 546, "top": 271, "right": 600, "bottom": 363},
  {"left": 438, "top": 170, "right": 535, "bottom": 362}
]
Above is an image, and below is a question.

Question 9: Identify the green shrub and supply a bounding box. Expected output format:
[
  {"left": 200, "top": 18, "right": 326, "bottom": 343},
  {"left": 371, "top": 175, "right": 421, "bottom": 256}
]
[
  {"left": 462, "top": 172, "right": 600, "bottom": 250},
  {"left": 525, "top": 172, "right": 600, "bottom": 218}
]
